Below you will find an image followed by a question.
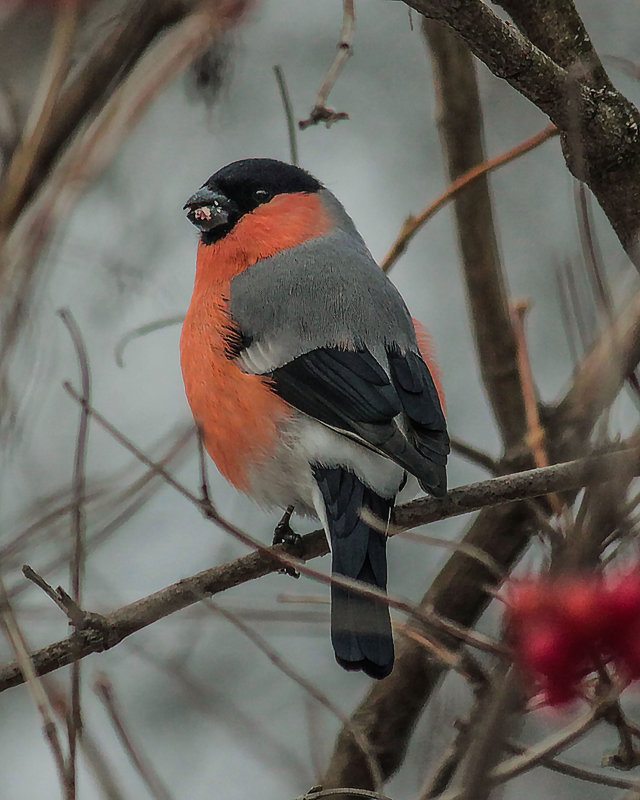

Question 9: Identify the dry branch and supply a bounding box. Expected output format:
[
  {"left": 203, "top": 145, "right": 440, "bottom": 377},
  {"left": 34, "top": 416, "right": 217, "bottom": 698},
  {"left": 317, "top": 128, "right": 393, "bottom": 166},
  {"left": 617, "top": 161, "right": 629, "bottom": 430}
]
[
  {"left": 0, "top": 447, "right": 637, "bottom": 695},
  {"left": 0, "top": 0, "right": 195, "bottom": 230},
  {"left": 94, "top": 674, "right": 174, "bottom": 800},
  {"left": 322, "top": 8, "right": 640, "bottom": 779},
  {"left": 380, "top": 124, "right": 558, "bottom": 274},
  {"left": 403, "top": 0, "right": 640, "bottom": 265},
  {"left": 423, "top": 19, "right": 527, "bottom": 449},
  {"left": 299, "top": 0, "right": 354, "bottom": 128},
  {"left": 58, "top": 307, "right": 90, "bottom": 791}
]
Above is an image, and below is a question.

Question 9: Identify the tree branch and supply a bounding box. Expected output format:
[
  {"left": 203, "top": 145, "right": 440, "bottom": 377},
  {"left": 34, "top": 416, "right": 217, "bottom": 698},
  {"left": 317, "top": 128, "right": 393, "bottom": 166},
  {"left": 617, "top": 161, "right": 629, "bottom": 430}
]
[
  {"left": 0, "top": 0, "right": 194, "bottom": 231},
  {"left": 299, "top": 0, "right": 354, "bottom": 129},
  {"left": 494, "top": 0, "right": 612, "bottom": 88},
  {"left": 0, "top": 447, "right": 637, "bottom": 695},
  {"left": 423, "top": 18, "right": 527, "bottom": 448},
  {"left": 403, "top": 0, "right": 640, "bottom": 264},
  {"left": 321, "top": 280, "right": 640, "bottom": 792}
]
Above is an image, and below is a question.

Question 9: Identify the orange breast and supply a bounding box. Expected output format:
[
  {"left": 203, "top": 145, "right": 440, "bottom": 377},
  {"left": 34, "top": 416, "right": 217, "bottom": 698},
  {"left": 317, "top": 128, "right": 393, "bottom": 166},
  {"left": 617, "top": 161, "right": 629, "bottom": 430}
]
[
  {"left": 180, "top": 191, "right": 332, "bottom": 490},
  {"left": 180, "top": 289, "right": 292, "bottom": 491}
]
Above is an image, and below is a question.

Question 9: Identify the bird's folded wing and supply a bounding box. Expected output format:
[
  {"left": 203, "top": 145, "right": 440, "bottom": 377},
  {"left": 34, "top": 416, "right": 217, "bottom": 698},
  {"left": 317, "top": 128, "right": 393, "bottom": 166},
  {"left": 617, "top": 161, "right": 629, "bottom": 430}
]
[{"left": 265, "top": 346, "right": 449, "bottom": 496}]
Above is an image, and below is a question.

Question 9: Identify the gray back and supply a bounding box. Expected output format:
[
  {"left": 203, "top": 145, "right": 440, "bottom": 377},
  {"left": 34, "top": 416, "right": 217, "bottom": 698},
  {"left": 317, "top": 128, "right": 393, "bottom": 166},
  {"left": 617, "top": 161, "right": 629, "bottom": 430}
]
[{"left": 229, "top": 189, "right": 417, "bottom": 371}]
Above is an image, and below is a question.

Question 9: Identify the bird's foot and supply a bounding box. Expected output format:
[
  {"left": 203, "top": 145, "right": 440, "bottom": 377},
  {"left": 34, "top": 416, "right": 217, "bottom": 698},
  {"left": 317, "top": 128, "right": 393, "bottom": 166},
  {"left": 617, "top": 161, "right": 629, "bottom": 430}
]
[{"left": 272, "top": 505, "right": 303, "bottom": 578}]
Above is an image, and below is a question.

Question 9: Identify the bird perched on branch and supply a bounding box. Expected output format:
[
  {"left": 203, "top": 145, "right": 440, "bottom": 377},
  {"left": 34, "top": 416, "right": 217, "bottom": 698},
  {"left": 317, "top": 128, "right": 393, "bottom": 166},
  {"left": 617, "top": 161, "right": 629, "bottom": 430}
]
[{"left": 181, "top": 158, "right": 449, "bottom": 679}]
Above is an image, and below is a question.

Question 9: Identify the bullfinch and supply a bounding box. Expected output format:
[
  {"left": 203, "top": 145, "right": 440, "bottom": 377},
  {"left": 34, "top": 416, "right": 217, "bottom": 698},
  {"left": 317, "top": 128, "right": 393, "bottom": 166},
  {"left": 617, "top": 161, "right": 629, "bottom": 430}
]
[{"left": 180, "top": 158, "right": 449, "bottom": 679}]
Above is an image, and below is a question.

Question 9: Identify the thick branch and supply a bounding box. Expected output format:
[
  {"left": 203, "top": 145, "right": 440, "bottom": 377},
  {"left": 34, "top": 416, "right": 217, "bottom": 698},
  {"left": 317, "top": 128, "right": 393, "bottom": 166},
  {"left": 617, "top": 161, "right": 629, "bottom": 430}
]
[
  {"left": 403, "top": 0, "right": 640, "bottom": 263},
  {"left": 494, "top": 0, "right": 611, "bottom": 87},
  {"left": 424, "top": 18, "right": 526, "bottom": 448},
  {"left": 321, "top": 285, "right": 640, "bottom": 792},
  {"left": 0, "top": 449, "right": 636, "bottom": 694}
]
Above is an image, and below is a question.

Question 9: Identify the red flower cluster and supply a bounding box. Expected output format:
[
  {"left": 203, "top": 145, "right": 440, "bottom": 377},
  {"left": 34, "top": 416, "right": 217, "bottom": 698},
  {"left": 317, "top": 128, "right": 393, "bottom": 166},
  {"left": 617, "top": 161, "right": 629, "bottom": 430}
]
[{"left": 505, "top": 569, "right": 640, "bottom": 705}]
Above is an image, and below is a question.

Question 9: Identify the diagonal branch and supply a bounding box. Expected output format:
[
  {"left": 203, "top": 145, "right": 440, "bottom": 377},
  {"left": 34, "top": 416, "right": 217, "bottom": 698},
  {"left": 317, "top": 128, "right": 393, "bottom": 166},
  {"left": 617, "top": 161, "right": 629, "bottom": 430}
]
[
  {"left": 0, "top": 446, "right": 638, "bottom": 695},
  {"left": 403, "top": 0, "right": 640, "bottom": 264},
  {"left": 321, "top": 280, "right": 640, "bottom": 792},
  {"left": 0, "top": 0, "right": 195, "bottom": 231},
  {"left": 381, "top": 124, "right": 558, "bottom": 274},
  {"left": 494, "top": 0, "right": 612, "bottom": 88}
]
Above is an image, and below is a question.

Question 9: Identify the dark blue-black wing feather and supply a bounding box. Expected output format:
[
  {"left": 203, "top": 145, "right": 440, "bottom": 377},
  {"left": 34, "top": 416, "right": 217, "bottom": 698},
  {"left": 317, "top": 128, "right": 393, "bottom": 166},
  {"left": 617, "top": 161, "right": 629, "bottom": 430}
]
[{"left": 268, "top": 346, "right": 449, "bottom": 496}]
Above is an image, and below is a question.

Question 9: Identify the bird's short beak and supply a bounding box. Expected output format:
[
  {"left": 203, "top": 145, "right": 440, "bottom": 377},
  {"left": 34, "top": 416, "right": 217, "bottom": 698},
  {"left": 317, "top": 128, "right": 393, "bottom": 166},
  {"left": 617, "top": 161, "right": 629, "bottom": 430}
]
[{"left": 183, "top": 185, "right": 236, "bottom": 233}]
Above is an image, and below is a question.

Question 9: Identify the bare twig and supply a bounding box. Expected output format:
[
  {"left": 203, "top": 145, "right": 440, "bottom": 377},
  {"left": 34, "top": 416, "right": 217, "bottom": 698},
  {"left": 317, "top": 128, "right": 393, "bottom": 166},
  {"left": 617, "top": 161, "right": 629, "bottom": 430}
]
[
  {"left": 509, "top": 299, "right": 564, "bottom": 516},
  {"left": 449, "top": 437, "right": 500, "bottom": 474},
  {"left": 22, "top": 565, "right": 85, "bottom": 628},
  {"left": 0, "top": 575, "right": 69, "bottom": 798},
  {"left": 210, "top": 601, "right": 384, "bottom": 792},
  {"left": 402, "top": 627, "right": 488, "bottom": 695},
  {"left": 299, "top": 0, "right": 354, "bottom": 129},
  {"left": 273, "top": 65, "right": 299, "bottom": 166},
  {"left": 0, "top": 444, "right": 638, "bottom": 694},
  {"left": 58, "top": 307, "right": 91, "bottom": 793},
  {"left": 505, "top": 739, "right": 640, "bottom": 791},
  {"left": 94, "top": 674, "right": 174, "bottom": 800},
  {"left": 114, "top": 315, "right": 184, "bottom": 367},
  {"left": 555, "top": 261, "right": 582, "bottom": 373},
  {"left": 380, "top": 124, "right": 558, "bottom": 273},
  {"left": 438, "top": 707, "right": 601, "bottom": 800},
  {"left": 362, "top": 509, "right": 505, "bottom": 581},
  {"left": 0, "top": 0, "right": 79, "bottom": 231},
  {"left": 575, "top": 182, "right": 640, "bottom": 406},
  {"left": 47, "top": 683, "right": 127, "bottom": 800}
]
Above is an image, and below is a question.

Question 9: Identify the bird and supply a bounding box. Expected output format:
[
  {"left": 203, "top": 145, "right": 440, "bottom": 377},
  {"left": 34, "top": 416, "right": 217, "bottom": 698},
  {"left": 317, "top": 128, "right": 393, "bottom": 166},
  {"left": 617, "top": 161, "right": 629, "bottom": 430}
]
[{"left": 180, "top": 158, "right": 449, "bottom": 679}]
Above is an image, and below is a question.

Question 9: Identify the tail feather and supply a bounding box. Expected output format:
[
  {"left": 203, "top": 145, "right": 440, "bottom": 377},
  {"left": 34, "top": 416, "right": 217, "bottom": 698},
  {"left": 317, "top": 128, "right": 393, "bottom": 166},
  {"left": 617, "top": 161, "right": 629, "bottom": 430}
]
[{"left": 313, "top": 465, "right": 395, "bottom": 679}]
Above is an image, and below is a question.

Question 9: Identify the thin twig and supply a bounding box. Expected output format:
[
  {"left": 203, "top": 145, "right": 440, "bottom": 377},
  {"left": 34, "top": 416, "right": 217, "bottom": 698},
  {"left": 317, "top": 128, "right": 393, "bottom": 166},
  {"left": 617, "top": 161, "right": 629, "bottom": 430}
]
[
  {"left": 58, "top": 307, "right": 91, "bottom": 791},
  {"left": 196, "top": 425, "right": 214, "bottom": 507},
  {"left": 449, "top": 437, "right": 500, "bottom": 474},
  {"left": 47, "top": 683, "right": 127, "bottom": 800},
  {"left": 0, "top": 574, "right": 70, "bottom": 798},
  {"left": 509, "top": 299, "right": 564, "bottom": 516},
  {"left": 576, "top": 182, "right": 640, "bottom": 407},
  {"left": 381, "top": 125, "right": 558, "bottom": 272},
  {"left": 1, "top": 441, "right": 639, "bottom": 693},
  {"left": 210, "top": 601, "right": 384, "bottom": 792},
  {"left": 362, "top": 509, "right": 505, "bottom": 581},
  {"left": 437, "top": 707, "right": 601, "bottom": 800},
  {"left": 505, "top": 739, "right": 640, "bottom": 791},
  {"left": 94, "top": 674, "right": 174, "bottom": 800},
  {"left": 0, "top": 0, "right": 79, "bottom": 231},
  {"left": 402, "top": 627, "right": 488, "bottom": 694},
  {"left": 114, "top": 315, "right": 184, "bottom": 367},
  {"left": 299, "top": 0, "right": 355, "bottom": 129},
  {"left": 555, "top": 262, "right": 582, "bottom": 373},
  {"left": 22, "top": 565, "right": 85, "bottom": 627},
  {"left": 273, "top": 65, "right": 299, "bottom": 166}
]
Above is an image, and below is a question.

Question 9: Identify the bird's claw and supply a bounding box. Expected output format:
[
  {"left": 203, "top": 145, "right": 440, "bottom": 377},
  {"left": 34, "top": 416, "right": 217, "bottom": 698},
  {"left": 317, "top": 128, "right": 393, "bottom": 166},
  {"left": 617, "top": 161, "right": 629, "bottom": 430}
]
[{"left": 272, "top": 505, "right": 303, "bottom": 578}]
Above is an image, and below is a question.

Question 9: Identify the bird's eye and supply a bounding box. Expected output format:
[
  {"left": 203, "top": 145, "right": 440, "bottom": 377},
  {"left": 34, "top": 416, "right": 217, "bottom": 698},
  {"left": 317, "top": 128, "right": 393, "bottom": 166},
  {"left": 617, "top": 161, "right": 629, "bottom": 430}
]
[{"left": 253, "top": 188, "right": 272, "bottom": 204}]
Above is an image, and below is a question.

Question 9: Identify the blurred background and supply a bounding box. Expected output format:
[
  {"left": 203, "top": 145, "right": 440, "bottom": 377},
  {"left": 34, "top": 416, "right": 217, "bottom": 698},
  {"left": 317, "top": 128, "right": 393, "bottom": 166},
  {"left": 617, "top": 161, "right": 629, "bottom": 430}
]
[{"left": 1, "top": 1, "right": 640, "bottom": 798}]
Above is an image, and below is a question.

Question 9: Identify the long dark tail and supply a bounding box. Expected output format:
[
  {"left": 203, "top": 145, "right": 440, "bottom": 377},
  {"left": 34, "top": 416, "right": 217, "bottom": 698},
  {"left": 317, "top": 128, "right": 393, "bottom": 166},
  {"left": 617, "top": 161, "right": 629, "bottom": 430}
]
[{"left": 313, "top": 466, "right": 395, "bottom": 679}]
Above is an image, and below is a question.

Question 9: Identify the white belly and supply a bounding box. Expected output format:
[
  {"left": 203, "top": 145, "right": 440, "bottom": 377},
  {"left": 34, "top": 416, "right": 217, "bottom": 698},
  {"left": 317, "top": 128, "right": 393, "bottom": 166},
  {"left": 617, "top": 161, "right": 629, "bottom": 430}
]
[{"left": 245, "top": 412, "right": 405, "bottom": 515}]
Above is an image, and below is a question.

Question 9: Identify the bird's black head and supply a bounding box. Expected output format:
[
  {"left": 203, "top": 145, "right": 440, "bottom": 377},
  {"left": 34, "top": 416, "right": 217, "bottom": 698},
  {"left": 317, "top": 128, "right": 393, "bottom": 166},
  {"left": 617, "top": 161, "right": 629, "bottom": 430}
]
[{"left": 184, "top": 158, "right": 322, "bottom": 244}]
